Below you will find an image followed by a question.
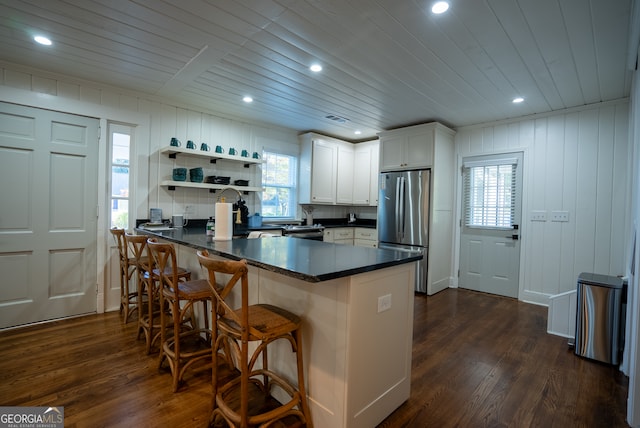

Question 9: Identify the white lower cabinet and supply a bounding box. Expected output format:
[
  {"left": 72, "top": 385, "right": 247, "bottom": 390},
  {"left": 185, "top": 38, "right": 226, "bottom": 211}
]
[
  {"left": 354, "top": 228, "right": 378, "bottom": 248},
  {"left": 333, "top": 227, "right": 354, "bottom": 245},
  {"left": 324, "top": 227, "right": 376, "bottom": 247},
  {"left": 324, "top": 227, "right": 354, "bottom": 245}
]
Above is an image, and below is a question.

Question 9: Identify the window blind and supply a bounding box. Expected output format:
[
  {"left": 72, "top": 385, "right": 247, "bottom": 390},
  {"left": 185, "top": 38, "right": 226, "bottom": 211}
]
[{"left": 463, "top": 159, "right": 517, "bottom": 229}]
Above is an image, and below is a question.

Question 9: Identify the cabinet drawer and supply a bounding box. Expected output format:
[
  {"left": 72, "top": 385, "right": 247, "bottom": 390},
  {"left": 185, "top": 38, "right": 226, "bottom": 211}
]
[
  {"left": 354, "top": 239, "right": 378, "bottom": 248},
  {"left": 334, "top": 239, "right": 353, "bottom": 245},
  {"left": 354, "top": 228, "right": 377, "bottom": 240},
  {"left": 333, "top": 228, "right": 354, "bottom": 240}
]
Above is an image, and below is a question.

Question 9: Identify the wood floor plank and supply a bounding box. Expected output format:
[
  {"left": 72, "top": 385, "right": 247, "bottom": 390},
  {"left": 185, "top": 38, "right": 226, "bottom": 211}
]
[{"left": 0, "top": 288, "right": 629, "bottom": 427}]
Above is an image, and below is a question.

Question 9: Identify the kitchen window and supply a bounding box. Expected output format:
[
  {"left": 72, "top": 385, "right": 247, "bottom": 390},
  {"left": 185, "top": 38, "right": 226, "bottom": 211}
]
[
  {"left": 261, "top": 151, "right": 297, "bottom": 219},
  {"left": 462, "top": 156, "right": 519, "bottom": 229},
  {"left": 109, "top": 124, "right": 133, "bottom": 228}
]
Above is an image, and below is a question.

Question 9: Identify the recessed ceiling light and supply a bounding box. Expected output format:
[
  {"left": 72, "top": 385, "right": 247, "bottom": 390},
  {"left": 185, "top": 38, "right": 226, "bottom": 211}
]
[
  {"left": 310, "top": 64, "right": 322, "bottom": 72},
  {"left": 34, "top": 35, "right": 52, "bottom": 46},
  {"left": 431, "top": 1, "right": 449, "bottom": 14},
  {"left": 242, "top": 96, "right": 253, "bottom": 103},
  {"left": 512, "top": 97, "right": 525, "bottom": 103},
  {"left": 354, "top": 130, "right": 362, "bottom": 135}
]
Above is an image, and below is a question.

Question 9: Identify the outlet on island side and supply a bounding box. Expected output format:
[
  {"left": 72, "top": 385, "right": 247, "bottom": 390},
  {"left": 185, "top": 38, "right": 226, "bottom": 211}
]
[{"left": 377, "top": 294, "right": 392, "bottom": 313}]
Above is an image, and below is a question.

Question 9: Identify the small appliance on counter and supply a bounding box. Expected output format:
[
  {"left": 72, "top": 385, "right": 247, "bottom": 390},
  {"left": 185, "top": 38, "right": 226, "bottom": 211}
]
[
  {"left": 301, "top": 204, "right": 314, "bottom": 225},
  {"left": 233, "top": 198, "right": 249, "bottom": 224},
  {"left": 172, "top": 214, "right": 188, "bottom": 228}
]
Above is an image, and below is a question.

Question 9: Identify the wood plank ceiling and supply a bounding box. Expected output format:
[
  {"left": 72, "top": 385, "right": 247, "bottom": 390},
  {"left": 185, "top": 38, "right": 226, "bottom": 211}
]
[{"left": 0, "top": 0, "right": 633, "bottom": 140}]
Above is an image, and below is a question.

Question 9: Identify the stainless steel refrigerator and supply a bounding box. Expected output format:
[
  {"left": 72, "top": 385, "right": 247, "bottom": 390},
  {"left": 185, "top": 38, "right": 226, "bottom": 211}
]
[{"left": 377, "top": 169, "right": 430, "bottom": 292}]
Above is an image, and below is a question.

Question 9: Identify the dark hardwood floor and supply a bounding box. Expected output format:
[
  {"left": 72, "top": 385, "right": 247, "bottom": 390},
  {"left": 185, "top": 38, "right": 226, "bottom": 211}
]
[{"left": 0, "top": 289, "right": 629, "bottom": 427}]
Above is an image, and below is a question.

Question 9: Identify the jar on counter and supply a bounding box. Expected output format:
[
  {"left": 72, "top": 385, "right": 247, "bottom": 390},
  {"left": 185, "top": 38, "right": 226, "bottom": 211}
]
[{"left": 206, "top": 216, "right": 215, "bottom": 237}]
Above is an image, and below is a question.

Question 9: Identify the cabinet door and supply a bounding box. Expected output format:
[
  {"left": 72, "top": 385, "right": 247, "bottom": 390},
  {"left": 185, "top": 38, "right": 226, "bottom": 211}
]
[
  {"left": 405, "top": 132, "right": 433, "bottom": 168},
  {"left": 352, "top": 145, "right": 372, "bottom": 205},
  {"left": 333, "top": 228, "right": 354, "bottom": 245},
  {"left": 379, "top": 135, "right": 406, "bottom": 171},
  {"left": 369, "top": 143, "right": 379, "bottom": 206},
  {"left": 311, "top": 139, "right": 337, "bottom": 204},
  {"left": 323, "top": 229, "right": 334, "bottom": 242},
  {"left": 354, "top": 239, "right": 378, "bottom": 248},
  {"left": 336, "top": 143, "right": 355, "bottom": 204}
]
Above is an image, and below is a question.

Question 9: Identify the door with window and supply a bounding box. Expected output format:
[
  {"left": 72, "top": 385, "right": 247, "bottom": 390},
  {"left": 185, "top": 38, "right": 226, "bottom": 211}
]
[
  {"left": 459, "top": 152, "right": 523, "bottom": 298},
  {"left": 0, "top": 102, "right": 99, "bottom": 328}
]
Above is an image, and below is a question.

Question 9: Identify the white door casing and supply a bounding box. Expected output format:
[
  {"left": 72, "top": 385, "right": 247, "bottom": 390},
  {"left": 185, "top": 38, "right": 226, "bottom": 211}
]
[
  {"left": 0, "top": 102, "right": 99, "bottom": 328},
  {"left": 459, "top": 152, "right": 523, "bottom": 298}
]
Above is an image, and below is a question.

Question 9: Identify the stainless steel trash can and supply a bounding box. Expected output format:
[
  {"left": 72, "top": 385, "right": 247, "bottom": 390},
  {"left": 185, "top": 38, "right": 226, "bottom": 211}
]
[{"left": 575, "top": 273, "right": 625, "bottom": 364}]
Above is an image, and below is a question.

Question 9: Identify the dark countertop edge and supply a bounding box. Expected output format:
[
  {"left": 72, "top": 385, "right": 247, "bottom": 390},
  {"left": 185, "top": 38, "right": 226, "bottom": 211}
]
[
  {"left": 320, "top": 223, "right": 376, "bottom": 229},
  {"left": 136, "top": 218, "right": 376, "bottom": 231},
  {"left": 136, "top": 228, "right": 419, "bottom": 283}
]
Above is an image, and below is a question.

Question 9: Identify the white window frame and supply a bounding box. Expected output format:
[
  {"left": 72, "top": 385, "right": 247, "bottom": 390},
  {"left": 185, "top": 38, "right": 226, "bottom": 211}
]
[
  {"left": 261, "top": 149, "right": 298, "bottom": 220},
  {"left": 463, "top": 156, "right": 519, "bottom": 231},
  {"left": 108, "top": 123, "right": 134, "bottom": 229}
]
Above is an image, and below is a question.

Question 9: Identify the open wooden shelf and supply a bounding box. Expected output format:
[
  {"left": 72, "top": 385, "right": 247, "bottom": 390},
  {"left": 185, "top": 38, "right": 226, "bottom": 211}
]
[
  {"left": 160, "top": 180, "right": 262, "bottom": 193},
  {"left": 160, "top": 146, "right": 263, "bottom": 167}
]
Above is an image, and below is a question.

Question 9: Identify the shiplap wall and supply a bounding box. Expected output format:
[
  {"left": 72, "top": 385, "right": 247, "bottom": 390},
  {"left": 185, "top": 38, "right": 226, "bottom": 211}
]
[
  {"left": 0, "top": 62, "right": 377, "bottom": 223},
  {"left": 0, "top": 63, "right": 301, "bottom": 222},
  {"left": 1, "top": 63, "right": 632, "bottom": 306},
  {"left": 455, "top": 101, "right": 631, "bottom": 304}
]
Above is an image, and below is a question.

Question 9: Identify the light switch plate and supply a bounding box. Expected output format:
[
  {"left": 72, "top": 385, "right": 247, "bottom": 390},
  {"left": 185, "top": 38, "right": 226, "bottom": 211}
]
[
  {"left": 551, "top": 210, "right": 569, "bottom": 222},
  {"left": 531, "top": 210, "right": 547, "bottom": 221}
]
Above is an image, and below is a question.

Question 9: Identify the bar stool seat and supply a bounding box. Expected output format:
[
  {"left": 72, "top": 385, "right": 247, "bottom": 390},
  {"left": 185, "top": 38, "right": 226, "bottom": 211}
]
[{"left": 197, "top": 250, "right": 313, "bottom": 427}]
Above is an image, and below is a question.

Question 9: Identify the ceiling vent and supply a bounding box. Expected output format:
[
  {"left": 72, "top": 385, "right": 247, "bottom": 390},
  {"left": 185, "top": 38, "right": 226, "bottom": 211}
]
[{"left": 325, "top": 114, "right": 350, "bottom": 124}]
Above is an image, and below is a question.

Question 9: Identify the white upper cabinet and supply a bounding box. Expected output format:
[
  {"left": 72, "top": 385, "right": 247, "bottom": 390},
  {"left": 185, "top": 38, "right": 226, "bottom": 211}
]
[
  {"left": 336, "top": 142, "right": 355, "bottom": 204},
  {"left": 299, "top": 135, "right": 338, "bottom": 204},
  {"left": 379, "top": 125, "right": 437, "bottom": 171},
  {"left": 352, "top": 144, "right": 371, "bottom": 205},
  {"left": 353, "top": 140, "right": 379, "bottom": 206},
  {"left": 299, "top": 133, "right": 379, "bottom": 206}
]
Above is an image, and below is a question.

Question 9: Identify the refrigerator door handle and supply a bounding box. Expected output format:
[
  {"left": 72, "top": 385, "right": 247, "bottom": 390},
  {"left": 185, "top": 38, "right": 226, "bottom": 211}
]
[
  {"left": 395, "top": 177, "right": 401, "bottom": 239},
  {"left": 399, "top": 176, "right": 405, "bottom": 239}
]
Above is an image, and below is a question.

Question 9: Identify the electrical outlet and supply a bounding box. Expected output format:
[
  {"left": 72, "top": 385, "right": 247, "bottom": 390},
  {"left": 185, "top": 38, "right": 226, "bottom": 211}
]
[
  {"left": 377, "top": 294, "right": 392, "bottom": 313},
  {"left": 551, "top": 210, "right": 569, "bottom": 222},
  {"left": 185, "top": 205, "right": 194, "bottom": 215},
  {"left": 531, "top": 210, "right": 547, "bottom": 222}
]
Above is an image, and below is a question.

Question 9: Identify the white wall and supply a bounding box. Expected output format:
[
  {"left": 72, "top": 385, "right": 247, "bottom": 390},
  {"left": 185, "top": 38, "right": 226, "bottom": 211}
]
[
  {"left": 1, "top": 62, "right": 633, "bottom": 310},
  {"left": 455, "top": 100, "right": 631, "bottom": 305},
  {"left": 626, "top": 57, "right": 640, "bottom": 427},
  {"left": 0, "top": 62, "right": 300, "bottom": 224},
  {"left": 0, "top": 62, "right": 300, "bottom": 313}
]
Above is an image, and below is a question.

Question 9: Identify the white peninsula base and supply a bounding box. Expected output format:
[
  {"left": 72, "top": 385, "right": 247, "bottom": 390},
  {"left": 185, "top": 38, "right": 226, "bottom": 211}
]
[{"left": 177, "top": 244, "right": 416, "bottom": 428}]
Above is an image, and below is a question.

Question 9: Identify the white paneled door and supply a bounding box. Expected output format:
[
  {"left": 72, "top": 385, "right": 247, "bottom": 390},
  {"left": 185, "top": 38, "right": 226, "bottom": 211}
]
[
  {"left": 459, "top": 153, "right": 523, "bottom": 298},
  {"left": 0, "top": 102, "right": 99, "bottom": 329}
]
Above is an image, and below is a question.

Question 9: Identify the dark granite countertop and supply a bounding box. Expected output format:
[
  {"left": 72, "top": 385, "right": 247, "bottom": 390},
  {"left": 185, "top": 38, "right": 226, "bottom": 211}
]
[{"left": 136, "top": 227, "right": 420, "bottom": 283}]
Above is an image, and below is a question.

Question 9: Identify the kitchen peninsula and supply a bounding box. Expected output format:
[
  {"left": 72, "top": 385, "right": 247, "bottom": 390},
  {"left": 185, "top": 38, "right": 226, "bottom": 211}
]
[{"left": 138, "top": 227, "right": 420, "bottom": 428}]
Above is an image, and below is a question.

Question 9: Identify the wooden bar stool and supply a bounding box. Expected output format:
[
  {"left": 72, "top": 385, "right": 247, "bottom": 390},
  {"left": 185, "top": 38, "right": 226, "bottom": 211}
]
[
  {"left": 109, "top": 227, "right": 138, "bottom": 323},
  {"left": 196, "top": 250, "right": 313, "bottom": 428},
  {"left": 125, "top": 233, "right": 190, "bottom": 354},
  {"left": 148, "top": 239, "right": 212, "bottom": 392}
]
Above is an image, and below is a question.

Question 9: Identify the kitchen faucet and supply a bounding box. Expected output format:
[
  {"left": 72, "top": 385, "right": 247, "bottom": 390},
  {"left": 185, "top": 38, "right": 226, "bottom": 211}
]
[{"left": 217, "top": 187, "right": 245, "bottom": 224}]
